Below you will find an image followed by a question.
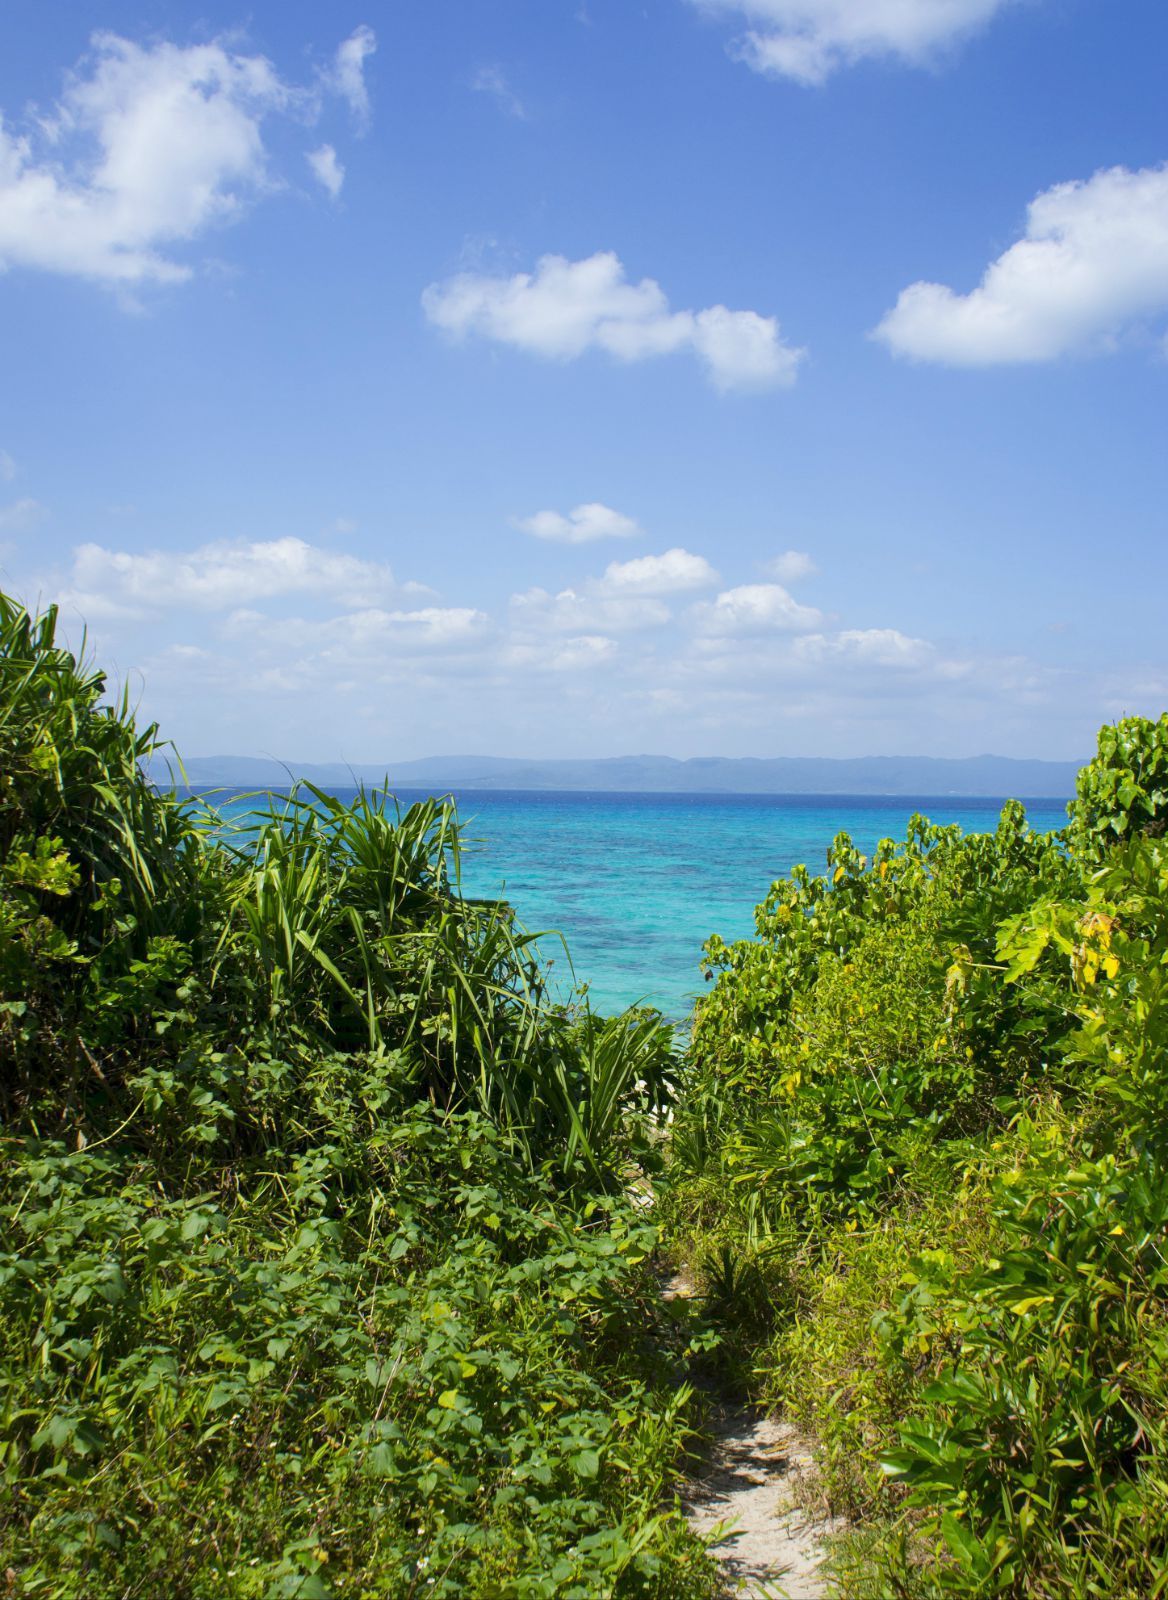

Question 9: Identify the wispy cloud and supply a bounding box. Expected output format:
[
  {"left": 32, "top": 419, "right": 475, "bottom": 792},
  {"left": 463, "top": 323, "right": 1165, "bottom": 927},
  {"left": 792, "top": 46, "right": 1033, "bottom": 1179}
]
[
  {"left": 510, "top": 587, "right": 672, "bottom": 636},
  {"left": 471, "top": 65, "right": 527, "bottom": 120},
  {"left": 793, "top": 627, "right": 932, "bottom": 667},
  {"left": 765, "top": 549, "right": 817, "bottom": 583},
  {"left": 690, "top": 0, "right": 1024, "bottom": 85},
  {"left": 307, "top": 144, "right": 345, "bottom": 199},
  {"left": 326, "top": 25, "right": 377, "bottom": 128},
  {"left": 0, "top": 498, "right": 45, "bottom": 532}
]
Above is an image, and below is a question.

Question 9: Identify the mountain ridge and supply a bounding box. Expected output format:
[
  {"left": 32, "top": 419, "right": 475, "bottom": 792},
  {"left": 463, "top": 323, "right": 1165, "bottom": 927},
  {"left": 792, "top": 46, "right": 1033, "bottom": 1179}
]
[{"left": 155, "top": 751, "right": 1083, "bottom": 799}]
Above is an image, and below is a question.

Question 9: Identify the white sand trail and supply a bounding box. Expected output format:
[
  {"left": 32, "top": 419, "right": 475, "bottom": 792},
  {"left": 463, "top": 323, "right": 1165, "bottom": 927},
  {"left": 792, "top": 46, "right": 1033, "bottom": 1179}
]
[
  {"left": 683, "top": 1401, "right": 836, "bottom": 1599},
  {"left": 664, "top": 1271, "right": 837, "bottom": 1598}
]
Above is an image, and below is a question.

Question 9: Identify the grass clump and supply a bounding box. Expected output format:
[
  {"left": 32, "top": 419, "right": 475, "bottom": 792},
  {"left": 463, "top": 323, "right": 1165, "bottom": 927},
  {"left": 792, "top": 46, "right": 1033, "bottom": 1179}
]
[{"left": 0, "top": 593, "right": 718, "bottom": 1600}]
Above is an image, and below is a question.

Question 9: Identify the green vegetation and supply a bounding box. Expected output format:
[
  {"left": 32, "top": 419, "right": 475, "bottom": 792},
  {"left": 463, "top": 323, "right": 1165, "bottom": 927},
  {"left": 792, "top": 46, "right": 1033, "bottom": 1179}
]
[
  {"left": 0, "top": 594, "right": 718, "bottom": 1599},
  {"left": 666, "top": 712, "right": 1168, "bottom": 1596},
  {"left": 8, "top": 585, "right": 1168, "bottom": 1598}
]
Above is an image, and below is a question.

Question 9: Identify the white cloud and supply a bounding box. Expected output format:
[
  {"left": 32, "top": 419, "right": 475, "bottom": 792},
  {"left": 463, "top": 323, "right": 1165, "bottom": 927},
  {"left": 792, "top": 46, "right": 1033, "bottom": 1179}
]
[
  {"left": 0, "top": 451, "right": 15, "bottom": 482},
  {"left": 63, "top": 536, "right": 397, "bottom": 616},
  {"left": 0, "top": 498, "right": 46, "bottom": 532},
  {"left": 422, "top": 251, "right": 804, "bottom": 392},
  {"left": 694, "top": 582, "right": 822, "bottom": 635},
  {"left": 766, "top": 549, "right": 817, "bottom": 583},
  {"left": 221, "top": 601, "right": 489, "bottom": 656},
  {"left": 693, "top": 0, "right": 1020, "bottom": 84},
  {"left": 0, "top": 28, "right": 373, "bottom": 287},
  {"left": 327, "top": 26, "right": 376, "bottom": 127},
  {"left": 875, "top": 163, "right": 1168, "bottom": 365},
  {"left": 471, "top": 66, "right": 527, "bottom": 120},
  {"left": 602, "top": 547, "right": 719, "bottom": 594},
  {"left": 508, "top": 546, "right": 716, "bottom": 637},
  {"left": 307, "top": 144, "right": 344, "bottom": 199},
  {"left": 794, "top": 627, "right": 931, "bottom": 667},
  {"left": 26, "top": 535, "right": 1092, "bottom": 760},
  {"left": 0, "top": 35, "right": 288, "bottom": 285},
  {"left": 515, "top": 502, "right": 641, "bottom": 543},
  {"left": 548, "top": 634, "right": 618, "bottom": 671},
  {"left": 510, "top": 586, "right": 671, "bottom": 635},
  {"left": 320, "top": 605, "right": 487, "bottom": 651}
]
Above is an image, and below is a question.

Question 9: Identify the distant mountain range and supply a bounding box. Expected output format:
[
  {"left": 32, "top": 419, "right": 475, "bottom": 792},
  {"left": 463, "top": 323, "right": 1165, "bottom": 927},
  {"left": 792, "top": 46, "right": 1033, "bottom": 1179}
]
[{"left": 154, "top": 751, "right": 1082, "bottom": 799}]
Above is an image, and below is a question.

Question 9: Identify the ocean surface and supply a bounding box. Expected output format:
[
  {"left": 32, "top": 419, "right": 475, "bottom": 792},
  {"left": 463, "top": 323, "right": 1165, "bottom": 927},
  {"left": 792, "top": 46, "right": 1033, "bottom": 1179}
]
[{"left": 207, "top": 787, "right": 1070, "bottom": 1022}]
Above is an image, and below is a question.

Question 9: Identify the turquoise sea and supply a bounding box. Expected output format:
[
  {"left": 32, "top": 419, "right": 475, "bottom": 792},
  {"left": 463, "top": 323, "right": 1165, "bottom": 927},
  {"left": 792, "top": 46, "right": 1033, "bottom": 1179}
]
[{"left": 212, "top": 788, "right": 1070, "bottom": 1022}]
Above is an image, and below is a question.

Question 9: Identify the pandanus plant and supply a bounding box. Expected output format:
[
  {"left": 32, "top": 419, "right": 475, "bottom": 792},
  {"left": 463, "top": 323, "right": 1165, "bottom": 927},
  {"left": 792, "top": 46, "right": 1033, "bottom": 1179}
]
[{"left": 212, "top": 782, "right": 676, "bottom": 1179}]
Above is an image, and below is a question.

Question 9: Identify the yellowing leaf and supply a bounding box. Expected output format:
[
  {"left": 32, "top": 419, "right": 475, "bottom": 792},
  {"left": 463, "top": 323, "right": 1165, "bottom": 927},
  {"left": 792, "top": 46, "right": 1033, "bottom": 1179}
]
[{"left": 1010, "top": 1295, "right": 1053, "bottom": 1316}]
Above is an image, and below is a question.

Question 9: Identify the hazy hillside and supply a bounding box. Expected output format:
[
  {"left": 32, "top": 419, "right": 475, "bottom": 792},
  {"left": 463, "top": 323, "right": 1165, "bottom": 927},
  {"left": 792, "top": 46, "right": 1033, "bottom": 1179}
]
[{"left": 161, "top": 751, "right": 1082, "bottom": 798}]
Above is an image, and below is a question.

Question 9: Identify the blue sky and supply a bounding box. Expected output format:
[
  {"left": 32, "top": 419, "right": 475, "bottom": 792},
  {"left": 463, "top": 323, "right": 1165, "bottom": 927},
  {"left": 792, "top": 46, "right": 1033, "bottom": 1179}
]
[{"left": 0, "top": 0, "right": 1165, "bottom": 762}]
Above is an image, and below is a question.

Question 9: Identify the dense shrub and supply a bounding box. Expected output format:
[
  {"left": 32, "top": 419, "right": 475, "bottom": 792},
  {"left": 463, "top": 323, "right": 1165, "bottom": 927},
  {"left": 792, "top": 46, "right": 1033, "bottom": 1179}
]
[
  {"left": 681, "top": 803, "right": 1076, "bottom": 1232},
  {"left": 0, "top": 594, "right": 716, "bottom": 1600},
  {"left": 667, "top": 717, "right": 1168, "bottom": 1597},
  {"left": 1068, "top": 713, "right": 1168, "bottom": 859}
]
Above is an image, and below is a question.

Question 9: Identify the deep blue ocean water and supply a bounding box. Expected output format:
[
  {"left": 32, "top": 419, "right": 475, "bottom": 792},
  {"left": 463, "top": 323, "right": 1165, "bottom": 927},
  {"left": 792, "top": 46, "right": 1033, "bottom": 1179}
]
[{"left": 207, "top": 787, "right": 1070, "bottom": 1022}]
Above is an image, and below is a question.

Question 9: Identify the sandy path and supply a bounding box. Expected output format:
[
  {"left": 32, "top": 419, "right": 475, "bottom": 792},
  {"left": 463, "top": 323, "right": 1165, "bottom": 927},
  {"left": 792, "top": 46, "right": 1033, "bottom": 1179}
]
[
  {"left": 683, "top": 1401, "right": 835, "bottom": 1599},
  {"left": 664, "top": 1272, "right": 835, "bottom": 1599}
]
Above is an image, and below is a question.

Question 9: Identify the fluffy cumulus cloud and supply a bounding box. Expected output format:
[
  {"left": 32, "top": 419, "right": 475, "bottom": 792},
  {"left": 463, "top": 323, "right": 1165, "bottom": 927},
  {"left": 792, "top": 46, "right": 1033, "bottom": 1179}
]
[
  {"left": 694, "top": 581, "right": 823, "bottom": 635},
  {"left": 602, "top": 547, "right": 718, "bottom": 594},
  {"left": 875, "top": 163, "right": 1168, "bottom": 365},
  {"left": 62, "top": 536, "right": 397, "bottom": 617},
  {"left": 0, "top": 27, "right": 374, "bottom": 287},
  {"left": 14, "top": 517, "right": 1084, "bottom": 759},
  {"left": 422, "top": 251, "right": 804, "bottom": 392},
  {"left": 515, "top": 503, "right": 640, "bottom": 543},
  {"left": 507, "top": 546, "right": 716, "bottom": 638},
  {"left": 691, "top": 0, "right": 1020, "bottom": 84}
]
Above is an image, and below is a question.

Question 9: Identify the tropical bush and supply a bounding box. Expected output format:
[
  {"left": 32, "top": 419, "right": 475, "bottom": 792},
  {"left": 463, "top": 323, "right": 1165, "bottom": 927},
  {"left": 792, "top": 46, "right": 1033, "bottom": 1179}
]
[
  {"left": 666, "top": 716, "right": 1168, "bottom": 1598},
  {"left": 1068, "top": 711, "right": 1168, "bottom": 859},
  {"left": 0, "top": 593, "right": 717, "bottom": 1600}
]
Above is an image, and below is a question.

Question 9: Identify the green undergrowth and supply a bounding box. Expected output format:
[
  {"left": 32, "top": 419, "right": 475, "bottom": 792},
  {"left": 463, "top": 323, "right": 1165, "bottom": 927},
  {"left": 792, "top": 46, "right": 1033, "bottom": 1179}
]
[
  {"left": 2, "top": 1110, "right": 716, "bottom": 1599},
  {"left": 0, "top": 593, "right": 720, "bottom": 1600},
  {"left": 664, "top": 713, "right": 1168, "bottom": 1597}
]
